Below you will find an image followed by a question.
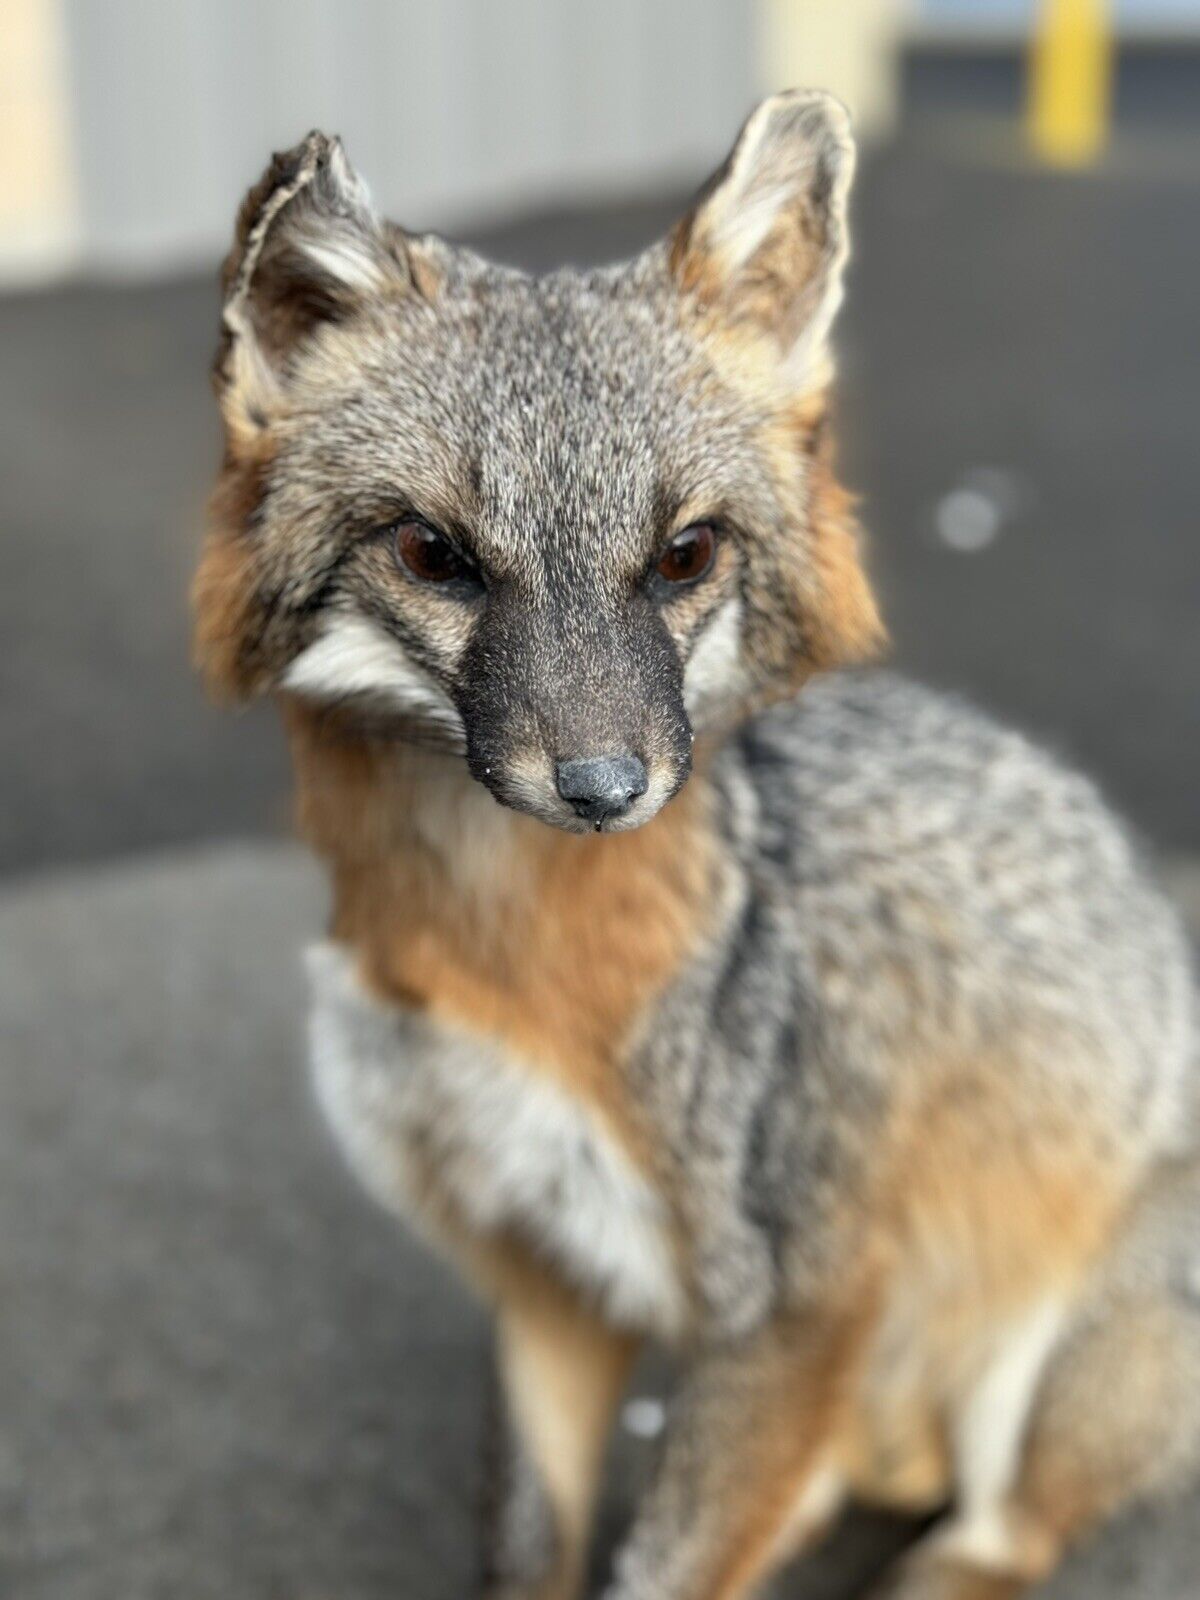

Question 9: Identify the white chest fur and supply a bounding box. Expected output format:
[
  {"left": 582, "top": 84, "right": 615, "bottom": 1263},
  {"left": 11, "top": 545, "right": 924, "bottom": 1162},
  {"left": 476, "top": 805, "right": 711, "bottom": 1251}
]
[{"left": 306, "top": 942, "right": 686, "bottom": 1338}]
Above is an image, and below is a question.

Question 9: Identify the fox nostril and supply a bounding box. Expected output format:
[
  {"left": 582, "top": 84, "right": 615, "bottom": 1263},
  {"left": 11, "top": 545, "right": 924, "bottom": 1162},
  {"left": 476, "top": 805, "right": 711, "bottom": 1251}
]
[{"left": 555, "top": 754, "right": 649, "bottom": 823}]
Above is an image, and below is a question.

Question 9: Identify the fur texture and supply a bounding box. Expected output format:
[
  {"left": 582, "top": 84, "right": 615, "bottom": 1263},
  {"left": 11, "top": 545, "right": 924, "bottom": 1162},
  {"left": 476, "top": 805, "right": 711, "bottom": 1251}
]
[{"left": 194, "top": 92, "right": 1200, "bottom": 1600}]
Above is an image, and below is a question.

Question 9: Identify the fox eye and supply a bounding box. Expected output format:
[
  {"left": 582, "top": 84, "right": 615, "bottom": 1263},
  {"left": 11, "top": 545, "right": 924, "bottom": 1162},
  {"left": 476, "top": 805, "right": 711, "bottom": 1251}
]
[
  {"left": 657, "top": 523, "right": 717, "bottom": 586},
  {"left": 393, "top": 520, "right": 473, "bottom": 586}
]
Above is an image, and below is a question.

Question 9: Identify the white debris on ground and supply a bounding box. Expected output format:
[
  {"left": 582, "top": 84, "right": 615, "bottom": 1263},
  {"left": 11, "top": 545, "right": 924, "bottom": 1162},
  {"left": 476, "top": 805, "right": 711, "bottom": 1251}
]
[
  {"left": 621, "top": 1397, "right": 666, "bottom": 1440},
  {"left": 934, "top": 466, "right": 1030, "bottom": 553}
]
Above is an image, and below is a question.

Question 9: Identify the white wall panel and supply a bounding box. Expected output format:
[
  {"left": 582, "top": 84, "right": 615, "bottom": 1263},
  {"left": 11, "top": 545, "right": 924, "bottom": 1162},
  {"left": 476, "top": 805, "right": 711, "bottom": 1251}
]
[{"left": 61, "top": 0, "right": 758, "bottom": 274}]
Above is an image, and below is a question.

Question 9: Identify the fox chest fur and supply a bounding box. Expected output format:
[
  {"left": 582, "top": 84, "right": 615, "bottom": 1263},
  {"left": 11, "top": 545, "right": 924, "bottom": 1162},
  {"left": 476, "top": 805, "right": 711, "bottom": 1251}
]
[
  {"left": 308, "top": 940, "right": 689, "bottom": 1336},
  {"left": 292, "top": 715, "right": 725, "bottom": 1339}
]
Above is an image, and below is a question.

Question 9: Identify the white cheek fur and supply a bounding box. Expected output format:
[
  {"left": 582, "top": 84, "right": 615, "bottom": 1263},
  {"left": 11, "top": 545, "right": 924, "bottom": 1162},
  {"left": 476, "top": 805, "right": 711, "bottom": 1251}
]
[
  {"left": 683, "top": 595, "right": 748, "bottom": 724},
  {"left": 282, "top": 613, "right": 465, "bottom": 743}
]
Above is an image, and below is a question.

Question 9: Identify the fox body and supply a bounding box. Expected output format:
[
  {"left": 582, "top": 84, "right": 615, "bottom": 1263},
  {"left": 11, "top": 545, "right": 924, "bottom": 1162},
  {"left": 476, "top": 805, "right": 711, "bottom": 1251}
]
[{"left": 194, "top": 94, "right": 1200, "bottom": 1600}]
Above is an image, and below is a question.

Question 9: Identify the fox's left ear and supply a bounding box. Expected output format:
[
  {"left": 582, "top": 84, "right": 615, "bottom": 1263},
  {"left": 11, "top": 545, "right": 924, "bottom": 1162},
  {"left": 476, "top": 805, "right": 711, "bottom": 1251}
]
[
  {"left": 669, "top": 93, "right": 882, "bottom": 685},
  {"left": 669, "top": 89, "right": 855, "bottom": 389}
]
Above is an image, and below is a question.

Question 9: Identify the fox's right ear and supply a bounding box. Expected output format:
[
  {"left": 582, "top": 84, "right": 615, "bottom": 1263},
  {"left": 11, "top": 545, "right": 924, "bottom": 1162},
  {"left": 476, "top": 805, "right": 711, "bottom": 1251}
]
[
  {"left": 669, "top": 89, "right": 855, "bottom": 392},
  {"left": 214, "top": 132, "right": 407, "bottom": 449},
  {"left": 197, "top": 135, "right": 415, "bottom": 701}
]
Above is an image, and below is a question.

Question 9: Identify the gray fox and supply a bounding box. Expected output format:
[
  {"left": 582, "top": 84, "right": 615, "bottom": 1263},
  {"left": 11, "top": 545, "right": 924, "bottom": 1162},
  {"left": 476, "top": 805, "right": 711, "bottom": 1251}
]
[{"left": 193, "top": 91, "right": 1200, "bottom": 1600}]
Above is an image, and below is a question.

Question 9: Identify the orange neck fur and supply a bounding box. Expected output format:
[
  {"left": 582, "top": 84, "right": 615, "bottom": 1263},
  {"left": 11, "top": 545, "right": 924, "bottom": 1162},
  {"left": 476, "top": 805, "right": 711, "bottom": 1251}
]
[{"left": 285, "top": 704, "right": 719, "bottom": 1143}]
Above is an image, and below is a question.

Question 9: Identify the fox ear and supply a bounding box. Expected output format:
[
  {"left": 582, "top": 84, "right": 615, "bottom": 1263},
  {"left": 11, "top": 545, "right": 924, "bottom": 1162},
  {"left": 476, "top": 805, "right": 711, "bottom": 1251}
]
[
  {"left": 669, "top": 90, "right": 855, "bottom": 388},
  {"left": 197, "top": 134, "right": 406, "bottom": 700},
  {"left": 215, "top": 132, "right": 406, "bottom": 447}
]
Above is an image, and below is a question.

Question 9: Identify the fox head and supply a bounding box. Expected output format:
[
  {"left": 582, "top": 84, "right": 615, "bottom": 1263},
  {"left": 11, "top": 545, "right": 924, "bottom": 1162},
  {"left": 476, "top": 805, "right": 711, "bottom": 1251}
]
[{"left": 194, "top": 90, "right": 882, "bottom": 834}]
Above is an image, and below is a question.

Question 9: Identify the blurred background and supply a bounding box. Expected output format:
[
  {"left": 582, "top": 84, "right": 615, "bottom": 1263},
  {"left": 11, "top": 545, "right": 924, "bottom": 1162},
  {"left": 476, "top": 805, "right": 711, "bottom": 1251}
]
[{"left": 3, "top": 4, "right": 1198, "bottom": 1598}]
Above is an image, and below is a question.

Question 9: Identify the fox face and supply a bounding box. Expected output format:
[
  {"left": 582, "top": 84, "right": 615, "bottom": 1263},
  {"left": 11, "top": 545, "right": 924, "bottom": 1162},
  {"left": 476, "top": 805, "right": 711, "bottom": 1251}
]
[{"left": 194, "top": 91, "right": 882, "bottom": 833}]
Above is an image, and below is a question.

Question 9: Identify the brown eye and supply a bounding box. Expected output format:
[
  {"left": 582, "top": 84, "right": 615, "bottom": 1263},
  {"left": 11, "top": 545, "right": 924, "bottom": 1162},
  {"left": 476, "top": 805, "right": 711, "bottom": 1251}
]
[
  {"left": 393, "top": 520, "right": 472, "bottom": 585},
  {"left": 656, "top": 523, "right": 717, "bottom": 586}
]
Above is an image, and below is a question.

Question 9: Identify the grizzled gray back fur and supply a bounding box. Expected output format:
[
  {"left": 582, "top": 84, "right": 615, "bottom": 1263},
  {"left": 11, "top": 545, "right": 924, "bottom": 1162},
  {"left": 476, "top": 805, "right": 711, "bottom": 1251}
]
[{"left": 638, "top": 671, "right": 1196, "bottom": 1332}]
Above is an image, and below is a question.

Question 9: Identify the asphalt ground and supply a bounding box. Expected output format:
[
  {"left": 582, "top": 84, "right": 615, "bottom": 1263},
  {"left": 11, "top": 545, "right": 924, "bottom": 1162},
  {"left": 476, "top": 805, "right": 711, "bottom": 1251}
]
[{"left": 4, "top": 107, "right": 1199, "bottom": 1599}]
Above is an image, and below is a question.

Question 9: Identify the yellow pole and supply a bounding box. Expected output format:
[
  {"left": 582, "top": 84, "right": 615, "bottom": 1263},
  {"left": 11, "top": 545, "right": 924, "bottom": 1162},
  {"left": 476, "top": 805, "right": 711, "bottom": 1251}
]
[{"left": 1028, "top": 0, "right": 1114, "bottom": 167}]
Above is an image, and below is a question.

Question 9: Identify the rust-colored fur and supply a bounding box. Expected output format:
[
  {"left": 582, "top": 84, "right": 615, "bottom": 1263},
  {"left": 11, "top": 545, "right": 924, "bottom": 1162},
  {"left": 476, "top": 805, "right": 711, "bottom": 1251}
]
[
  {"left": 192, "top": 447, "right": 276, "bottom": 699},
  {"left": 286, "top": 704, "right": 718, "bottom": 1160}
]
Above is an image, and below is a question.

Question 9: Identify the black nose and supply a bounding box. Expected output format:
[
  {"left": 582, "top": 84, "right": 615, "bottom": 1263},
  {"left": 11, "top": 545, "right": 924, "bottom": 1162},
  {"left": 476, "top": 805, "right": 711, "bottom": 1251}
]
[{"left": 555, "top": 754, "right": 649, "bottom": 826}]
